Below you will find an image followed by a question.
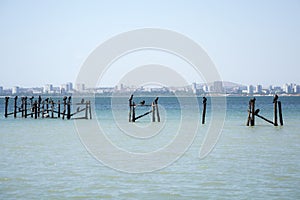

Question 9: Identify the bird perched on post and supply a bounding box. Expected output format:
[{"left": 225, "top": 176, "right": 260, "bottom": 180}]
[
  {"left": 203, "top": 97, "right": 207, "bottom": 104},
  {"left": 140, "top": 100, "right": 145, "bottom": 106},
  {"left": 273, "top": 94, "right": 278, "bottom": 103}
]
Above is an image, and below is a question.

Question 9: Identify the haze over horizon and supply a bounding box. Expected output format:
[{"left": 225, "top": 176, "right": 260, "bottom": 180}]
[{"left": 0, "top": 0, "right": 299, "bottom": 88}]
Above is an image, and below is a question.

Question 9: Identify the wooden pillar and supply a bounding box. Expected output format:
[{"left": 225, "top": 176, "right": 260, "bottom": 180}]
[
  {"left": 30, "top": 96, "right": 34, "bottom": 118},
  {"left": 62, "top": 96, "right": 67, "bottom": 120},
  {"left": 34, "top": 100, "right": 38, "bottom": 119},
  {"left": 85, "top": 101, "right": 88, "bottom": 119},
  {"left": 132, "top": 102, "right": 136, "bottom": 122},
  {"left": 67, "top": 96, "right": 71, "bottom": 120},
  {"left": 155, "top": 97, "right": 160, "bottom": 122},
  {"left": 14, "top": 96, "right": 18, "bottom": 118},
  {"left": 129, "top": 95, "right": 133, "bottom": 122},
  {"left": 250, "top": 98, "right": 256, "bottom": 126},
  {"left": 152, "top": 102, "right": 155, "bottom": 122},
  {"left": 88, "top": 101, "right": 92, "bottom": 119},
  {"left": 38, "top": 96, "right": 42, "bottom": 117},
  {"left": 45, "top": 98, "right": 49, "bottom": 114},
  {"left": 274, "top": 100, "right": 278, "bottom": 126},
  {"left": 57, "top": 100, "right": 61, "bottom": 118},
  {"left": 4, "top": 97, "right": 9, "bottom": 118},
  {"left": 24, "top": 96, "right": 27, "bottom": 118},
  {"left": 278, "top": 101, "right": 283, "bottom": 126},
  {"left": 41, "top": 100, "right": 45, "bottom": 118},
  {"left": 202, "top": 97, "right": 207, "bottom": 124},
  {"left": 21, "top": 97, "right": 24, "bottom": 118},
  {"left": 51, "top": 99, "right": 54, "bottom": 118}
]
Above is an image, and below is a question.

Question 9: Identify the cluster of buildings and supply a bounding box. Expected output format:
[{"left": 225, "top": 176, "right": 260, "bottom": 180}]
[{"left": 0, "top": 82, "right": 299, "bottom": 96}]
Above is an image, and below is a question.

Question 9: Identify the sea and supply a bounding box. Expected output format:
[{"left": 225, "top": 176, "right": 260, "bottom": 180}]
[{"left": 0, "top": 96, "right": 299, "bottom": 199}]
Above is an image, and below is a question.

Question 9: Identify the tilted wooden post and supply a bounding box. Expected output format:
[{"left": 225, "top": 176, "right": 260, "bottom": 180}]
[
  {"left": 202, "top": 97, "right": 207, "bottom": 124},
  {"left": 4, "top": 97, "right": 9, "bottom": 118}
]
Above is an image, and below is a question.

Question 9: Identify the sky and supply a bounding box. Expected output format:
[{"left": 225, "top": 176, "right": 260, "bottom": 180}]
[{"left": 0, "top": 0, "right": 299, "bottom": 88}]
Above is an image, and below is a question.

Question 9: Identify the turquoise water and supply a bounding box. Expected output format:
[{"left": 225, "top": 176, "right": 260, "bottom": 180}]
[{"left": 0, "top": 96, "right": 299, "bottom": 199}]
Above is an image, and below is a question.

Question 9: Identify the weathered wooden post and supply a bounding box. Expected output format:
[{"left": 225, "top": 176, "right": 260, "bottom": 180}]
[
  {"left": 67, "top": 96, "right": 71, "bottom": 120},
  {"left": 154, "top": 97, "right": 160, "bottom": 122},
  {"left": 85, "top": 100, "right": 88, "bottom": 119},
  {"left": 45, "top": 98, "right": 49, "bottom": 114},
  {"left": 202, "top": 97, "right": 207, "bottom": 124},
  {"left": 34, "top": 100, "right": 38, "bottom": 119},
  {"left": 250, "top": 98, "right": 256, "bottom": 126},
  {"left": 14, "top": 96, "right": 18, "bottom": 118},
  {"left": 41, "top": 100, "right": 45, "bottom": 118},
  {"left": 273, "top": 95, "right": 278, "bottom": 126},
  {"left": 278, "top": 101, "right": 283, "bottom": 126},
  {"left": 29, "top": 96, "right": 34, "bottom": 118},
  {"left": 57, "top": 100, "right": 61, "bottom": 118},
  {"left": 21, "top": 97, "right": 24, "bottom": 118},
  {"left": 62, "top": 96, "right": 67, "bottom": 120},
  {"left": 152, "top": 102, "right": 156, "bottom": 122},
  {"left": 51, "top": 99, "right": 54, "bottom": 118},
  {"left": 129, "top": 95, "right": 133, "bottom": 122},
  {"left": 246, "top": 99, "right": 251, "bottom": 126},
  {"left": 88, "top": 101, "right": 92, "bottom": 119},
  {"left": 132, "top": 102, "right": 136, "bottom": 122},
  {"left": 38, "top": 96, "right": 42, "bottom": 117},
  {"left": 24, "top": 96, "right": 27, "bottom": 118},
  {"left": 4, "top": 97, "right": 9, "bottom": 118}
]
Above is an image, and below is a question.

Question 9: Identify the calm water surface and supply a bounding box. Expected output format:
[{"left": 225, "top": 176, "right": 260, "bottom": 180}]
[{"left": 0, "top": 96, "right": 299, "bottom": 199}]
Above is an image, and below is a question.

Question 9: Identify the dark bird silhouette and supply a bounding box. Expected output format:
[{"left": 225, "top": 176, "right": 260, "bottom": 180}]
[
  {"left": 81, "top": 98, "right": 85, "bottom": 104},
  {"left": 273, "top": 94, "right": 278, "bottom": 103},
  {"left": 203, "top": 97, "right": 207, "bottom": 104},
  {"left": 140, "top": 100, "right": 145, "bottom": 105}
]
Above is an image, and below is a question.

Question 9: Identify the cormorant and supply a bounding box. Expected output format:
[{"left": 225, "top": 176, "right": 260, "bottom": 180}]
[{"left": 273, "top": 94, "right": 278, "bottom": 103}]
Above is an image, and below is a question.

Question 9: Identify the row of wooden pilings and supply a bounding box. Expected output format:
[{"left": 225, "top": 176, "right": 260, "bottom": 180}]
[
  {"left": 128, "top": 95, "right": 160, "bottom": 122},
  {"left": 4, "top": 96, "right": 92, "bottom": 120},
  {"left": 128, "top": 95, "right": 208, "bottom": 124},
  {"left": 246, "top": 94, "right": 283, "bottom": 126}
]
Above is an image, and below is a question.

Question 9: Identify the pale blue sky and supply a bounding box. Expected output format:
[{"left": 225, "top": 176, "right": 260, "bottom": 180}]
[{"left": 0, "top": 0, "right": 299, "bottom": 88}]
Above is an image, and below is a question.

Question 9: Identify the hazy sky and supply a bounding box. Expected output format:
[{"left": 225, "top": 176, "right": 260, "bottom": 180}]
[{"left": 0, "top": 0, "right": 299, "bottom": 88}]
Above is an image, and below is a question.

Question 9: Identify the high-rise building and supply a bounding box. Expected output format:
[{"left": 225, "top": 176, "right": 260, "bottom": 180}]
[
  {"left": 192, "top": 82, "right": 197, "bottom": 94},
  {"left": 293, "top": 85, "right": 300, "bottom": 94},
  {"left": 255, "top": 84, "right": 263, "bottom": 94},
  {"left": 76, "top": 83, "right": 85, "bottom": 92},
  {"left": 247, "top": 85, "right": 254, "bottom": 94},
  {"left": 12, "top": 86, "right": 20, "bottom": 94},
  {"left": 66, "top": 82, "right": 73, "bottom": 92},
  {"left": 283, "top": 83, "right": 292, "bottom": 94},
  {"left": 213, "top": 81, "right": 224, "bottom": 93},
  {"left": 43, "top": 84, "right": 53, "bottom": 93}
]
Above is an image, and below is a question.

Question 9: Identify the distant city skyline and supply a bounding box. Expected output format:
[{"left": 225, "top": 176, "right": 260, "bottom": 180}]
[
  {"left": 1, "top": 1, "right": 299, "bottom": 88},
  {"left": 1, "top": 81, "right": 299, "bottom": 96}
]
